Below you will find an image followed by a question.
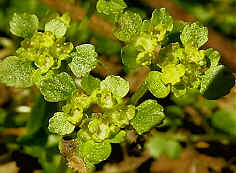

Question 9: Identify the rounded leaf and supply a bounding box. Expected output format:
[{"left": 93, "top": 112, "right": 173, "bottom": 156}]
[
  {"left": 131, "top": 100, "right": 165, "bottom": 134},
  {"left": 145, "top": 71, "right": 170, "bottom": 98},
  {"left": 81, "top": 75, "right": 101, "bottom": 95},
  {"left": 107, "top": 130, "right": 126, "bottom": 143},
  {"left": 45, "top": 19, "right": 67, "bottom": 38},
  {"left": 100, "top": 75, "right": 129, "bottom": 98},
  {"left": 38, "top": 72, "right": 77, "bottom": 102},
  {"left": 165, "top": 140, "right": 182, "bottom": 159},
  {"left": 146, "top": 136, "right": 182, "bottom": 159},
  {"left": 113, "top": 11, "right": 142, "bottom": 42},
  {"left": 10, "top": 13, "right": 39, "bottom": 38},
  {"left": 48, "top": 112, "right": 75, "bottom": 136},
  {"left": 180, "top": 22, "right": 208, "bottom": 48},
  {"left": 205, "top": 48, "right": 220, "bottom": 67},
  {"left": 151, "top": 8, "right": 173, "bottom": 32},
  {"left": 81, "top": 140, "right": 111, "bottom": 164},
  {"left": 69, "top": 44, "right": 98, "bottom": 78},
  {"left": 96, "top": 0, "right": 127, "bottom": 15},
  {"left": 161, "top": 64, "right": 185, "bottom": 85},
  {"left": 211, "top": 111, "right": 236, "bottom": 136},
  {"left": 200, "top": 65, "right": 235, "bottom": 100},
  {"left": 0, "top": 56, "right": 35, "bottom": 88}
]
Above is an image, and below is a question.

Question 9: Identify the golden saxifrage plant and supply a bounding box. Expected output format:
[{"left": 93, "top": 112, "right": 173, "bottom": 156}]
[{"left": 0, "top": 0, "right": 235, "bottom": 172}]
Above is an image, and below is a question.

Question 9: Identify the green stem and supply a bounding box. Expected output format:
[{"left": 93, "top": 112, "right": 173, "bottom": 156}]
[{"left": 128, "top": 83, "right": 148, "bottom": 105}]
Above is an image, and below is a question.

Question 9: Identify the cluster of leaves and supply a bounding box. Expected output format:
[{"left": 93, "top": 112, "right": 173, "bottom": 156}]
[
  {"left": 0, "top": 10, "right": 165, "bottom": 172},
  {"left": 98, "top": 0, "right": 235, "bottom": 100},
  {"left": 0, "top": 13, "right": 77, "bottom": 101},
  {"left": 0, "top": 0, "right": 55, "bottom": 33},
  {"left": 0, "top": 0, "right": 235, "bottom": 172}
]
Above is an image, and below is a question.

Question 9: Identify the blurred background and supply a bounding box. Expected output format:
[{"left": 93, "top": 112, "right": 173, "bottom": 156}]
[{"left": 0, "top": 0, "right": 235, "bottom": 173}]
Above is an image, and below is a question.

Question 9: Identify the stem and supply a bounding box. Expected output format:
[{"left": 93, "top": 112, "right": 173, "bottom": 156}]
[{"left": 128, "top": 83, "right": 147, "bottom": 105}]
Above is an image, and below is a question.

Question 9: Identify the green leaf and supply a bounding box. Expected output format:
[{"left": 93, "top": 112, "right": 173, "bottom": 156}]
[
  {"left": 180, "top": 63, "right": 202, "bottom": 89},
  {"left": 60, "top": 13, "right": 71, "bottom": 27},
  {"left": 113, "top": 11, "right": 142, "bottom": 42},
  {"left": 38, "top": 72, "right": 77, "bottom": 102},
  {"left": 0, "top": 56, "right": 35, "bottom": 88},
  {"left": 121, "top": 45, "right": 137, "bottom": 69},
  {"left": 151, "top": 8, "right": 173, "bottom": 32},
  {"left": 211, "top": 111, "right": 236, "bottom": 136},
  {"left": 95, "top": 89, "right": 119, "bottom": 109},
  {"left": 69, "top": 44, "right": 98, "bottom": 78},
  {"left": 172, "top": 84, "right": 187, "bottom": 98},
  {"left": 141, "top": 20, "right": 152, "bottom": 33},
  {"left": 81, "top": 75, "right": 101, "bottom": 95},
  {"left": 100, "top": 75, "right": 129, "bottom": 98},
  {"left": 200, "top": 65, "right": 235, "bottom": 100},
  {"left": 135, "top": 35, "right": 157, "bottom": 65},
  {"left": 146, "top": 135, "right": 165, "bottom": 158},
  {"left": 171, "top": 89, "right": 200, "bottom": 106},
  {"left": 172, "top": 20, "right": 187, "bottom": 33},
  {"left": 48, "top": 112, "right": 75, "bottom": 136},
  {"left": 131, "top": 100, "right": 165, "bottom": 134},
  {"left": 88, "top": 118, "right": 110, "bottom": 142},
  {"left": 107, "top": 130, "right": 126, "bottom": 143},
  {"left": 77, "top": 129, "right": 92, "bottom": 143},
  {"left": 146, "top": 135, "right": 182, "bottom": 159},
  {"left": 96, "top": 0, "right": 127, "bottom": 15},
  {"left": 165, "top": 140, "right": 182, "bottom": 159},
  {"left": 84, "top": 162, "right": 96, "bottom": 173},
  {"left": 145, "top": 71, "right": 170, "bottom": 98},
  {"left": 81, "top": 140, "right": 111, "bottom": 164},
  {"left": 45, "top": 19, "right": 67, "bottom": 38},
  {"left": 180, "top": 22, "right": 208, "bottom": 48},
  {"left": 105, "top": 105, "right": 135, "bottom": 128},
  {"left": 183, "top": 46, "right": 205, "bottom": 65},
  {"left": 10, "top": 13, "right": 39, "bottom": 38},
  {"left": 157, "top": 43, "right": 180, "bottom": 67},
  {"left": 205, "top": 48, "right": 221, "bottom": 67},
  {"left": 161, "top": 64, "right": 185, "bottom": 85}
]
